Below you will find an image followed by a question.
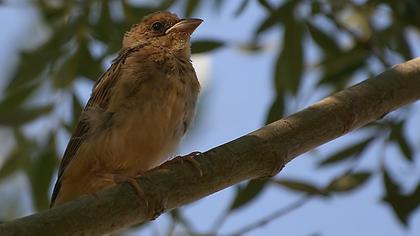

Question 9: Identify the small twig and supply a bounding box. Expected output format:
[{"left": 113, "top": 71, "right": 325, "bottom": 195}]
[
  {"left": 166, "top": 218, "right": 176, "bottom": 236},
  {"left": 210, "top": 209, "right": 230, "bottom": 234},
  {"left": 223, "top": 196, "right": 310, "bottom": 236}
]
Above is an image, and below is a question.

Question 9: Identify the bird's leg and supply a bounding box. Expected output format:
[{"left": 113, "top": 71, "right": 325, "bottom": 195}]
[
  {"left": 165, "top": 151, "right": 203, "bottom": 177},
  {"left": 97, "top": 173, "right": 148, "bottom": 208}
]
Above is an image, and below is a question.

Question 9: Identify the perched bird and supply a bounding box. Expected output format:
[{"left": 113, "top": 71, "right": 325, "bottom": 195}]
[{"left": 50, "top": 11, "right": 202, "bottom": 207}]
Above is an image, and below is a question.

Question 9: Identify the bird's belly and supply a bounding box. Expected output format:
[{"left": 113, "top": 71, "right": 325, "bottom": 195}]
[
  {"left": 92, "top": 87, "right": 192, "bottom": 175},
  {"left": 102, "top": 110, "right": 182, "bottom": 173}
]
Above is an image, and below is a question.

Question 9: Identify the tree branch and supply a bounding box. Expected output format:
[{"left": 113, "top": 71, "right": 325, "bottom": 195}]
[{"left": 1, "top": 58, "right": 420, "bottom": 236}]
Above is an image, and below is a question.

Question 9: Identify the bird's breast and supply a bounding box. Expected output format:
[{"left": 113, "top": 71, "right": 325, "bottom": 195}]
[{"left": 90, "top": 68, "right": 199, "bottom": 175}]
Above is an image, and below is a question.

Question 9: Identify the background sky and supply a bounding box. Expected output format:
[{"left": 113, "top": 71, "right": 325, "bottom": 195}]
[{"left": 0, "top": 1, "right": 420, "bottom": 235}]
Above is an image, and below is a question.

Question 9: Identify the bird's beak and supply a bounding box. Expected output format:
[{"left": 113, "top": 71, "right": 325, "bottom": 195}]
[{"left": 165, "top": 18, "right": 203, "bottom": 35}]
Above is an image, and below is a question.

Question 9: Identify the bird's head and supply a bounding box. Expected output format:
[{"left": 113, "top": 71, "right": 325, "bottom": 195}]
[{"left": 123, "top": 11, "right": 202, "bottom": 58}]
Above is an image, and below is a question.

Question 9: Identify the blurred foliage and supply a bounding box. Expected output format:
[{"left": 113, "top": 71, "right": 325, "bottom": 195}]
[{"left": 0, "top": 0, "right": 419, "bottom": 235}]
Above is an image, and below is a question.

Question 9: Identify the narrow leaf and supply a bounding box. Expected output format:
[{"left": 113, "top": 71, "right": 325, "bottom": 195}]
[
  {"left": 234, "top": 0, "right": 250, "bottom": 16},
  {"left": 318, "top": 137, "right": 373, "bottom": 167},
  {"left": 389, "top": 122, "right": 413, "bottom": 162},
  {"left": 230, "top": 179, "right": 267, "bottom": 211},
  {"left": 382, "top": 169, "right": 420, "bottom": 226},
  {"left": 325, "top": 172, "right": 371, "bottom": 192},
  {"left": 191, "top": 40, "right": 224, "bottom": 54},
  {"left": 0, "top": 105, "right": 54, "bottom": 126},
  {"left": 272, "top": 179, "right": 328, "bottom": 196},
  {"left": 265, "top": 94, "right": 284, "bottom": 124},
  {"left": 306, "top": 21, "right": 340, "bottom": 54}
]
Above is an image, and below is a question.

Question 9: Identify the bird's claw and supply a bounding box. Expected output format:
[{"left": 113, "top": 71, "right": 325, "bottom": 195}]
[
  {"left": 99, "top": 173, "right": 149, "bottom": 209},
  {"left": 170, "top": 151, "right": 203, "bottom": 177}
]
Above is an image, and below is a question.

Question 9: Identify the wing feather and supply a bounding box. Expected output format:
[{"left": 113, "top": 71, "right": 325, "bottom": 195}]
[{"left": 50, "top": 46, "right": 142, "bottom": 206}]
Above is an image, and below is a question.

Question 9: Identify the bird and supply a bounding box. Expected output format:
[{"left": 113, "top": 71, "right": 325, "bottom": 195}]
[{"left": 50, "top": 11, "right": 203, "bottom": 207}]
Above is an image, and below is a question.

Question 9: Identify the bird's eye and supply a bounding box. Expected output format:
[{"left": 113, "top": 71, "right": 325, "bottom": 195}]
[{"left": 152, "top": 22, "right": 164, "bottom": 32}]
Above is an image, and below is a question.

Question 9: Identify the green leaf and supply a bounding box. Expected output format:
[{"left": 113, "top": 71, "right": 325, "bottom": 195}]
[
  {"left": 0, "top": 105, "right": 54, "bottom": 126},
  {"left": 185, "top": 0, "right": 201, "bottom": 17},
  {"left": 319, "top": 46, "right": 368, "bottom": 85},
  {"left": 7, "top": 23, "right": 72, "bottom": 94},
  {"left": 0, "top": 150, "right": 29, "bottom": 180},
  {"left": 122, "top": 3, "right": 154, "bottom": 23},
  {"left": 255, "top": 14, "right": 279, "bottom": 35},
  {"left": 272, "top": 179, "right": 328, "bottom": 196},
  {"left": 0, "top": 82, "right": 39, "bottom": 115},
  {"left": 7, "top": 51, "right": 47, "bottom": 93},
  {"left": 255, "top": 1, "right": 297, "bottom": 35},
  {"left": 237, "top": 41, "right": 265, "bottom": 53},
  {"left": 191, "top": 40, "right": 224, "bottom": 54},
  {"left": 158, "top": 0, "right": 177, "bottom": 10},
  {"left": 77, "top": 43, "right": 103, "bottom": 80},
  {"left": 265, "top": 94, "right": 284, "bottom": 124},
  {"left": 27, "top": 141, "right": 57, "bottom": 210},
  {"left": 94, "top": 1, "right": 133, "bottom": 53},
  {"left": 394, "top": 33, "right": 412, "bottom": 60},
  {"left": 229, "top": 179, "right": 267, "bottom": 211},
  {"left": 274, "top": 18, "right": 304, "bottom": 94},
  {"left": 234, "top": 0, "right": 250, "bottom": 16},
  {"left": 52, "top": 53, "right": 78, "bottom": 88},
  {"left": 389, "top": 122, "right": 413, "bottom": 162},
  {"left": 0, "top": 129, "right": 34, "bottom": 180},
  {"left": 310, "top": 0, "right": 322, "bottom": 15},
  {"left": 257, "top": 0, "right": 274, "bottom": 11},
  {"left": 318, "top": 137, "right": 374, "bottom": 167},
  {"left": 306, "top": 21, "right": 340, "bottom": 55},
  {"left": 325, "top": 172, "right": 371, "bottom": 192},
  {"left": 382, "top": 168, "right": 420, "bottom": 226}
]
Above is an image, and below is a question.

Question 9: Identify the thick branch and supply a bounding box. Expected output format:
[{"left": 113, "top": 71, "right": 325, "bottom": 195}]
[{"left": 1, "top": 58, "right": 420, "bottom": 236}]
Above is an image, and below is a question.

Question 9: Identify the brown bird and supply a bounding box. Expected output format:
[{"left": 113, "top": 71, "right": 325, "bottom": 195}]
[{"left": 50, "top": 11, "right": 202, "bottom": 207}]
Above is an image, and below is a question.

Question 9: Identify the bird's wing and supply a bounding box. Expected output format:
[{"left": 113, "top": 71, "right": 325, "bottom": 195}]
[{"left": 50, "top": 46, "right": 142, "bottom": 206}]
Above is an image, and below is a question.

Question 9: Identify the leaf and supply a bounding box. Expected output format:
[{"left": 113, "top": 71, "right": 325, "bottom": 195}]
[
  {"left": 185, "top": 0, "right": 201, "bottom": 17},
  {"left": 209, "top": 0, "right": 225, "bottom": 12},
  {"left": 27, "top": 141, "right": 57, "bottom": 210},
  {"left": 274, "top": 17, "right": 304, "bottom": 94},
  {"left": 7, "top": 23, "right": 72, "bottom": 94},
  {"left": 265, "top": 94, "right": 284, "bottom": 124},
  {"left": 319, "top": 46, "right": 368, "bottom": 85},
  {"left": 325, "top": 172, "right": 371, "bottom": 193},
  {"left": 229, "top": 179, "right": 267, "bottom": 211},
  {"left": 255, "top": 14, "right": 279, "bottom": 35},
  {"left": 158, "top": 0, "right": 177, "bottom": 10},
  {"left": 76, "top": 43, "right": 102, "bottom": 80},
  {"left": 52, "top": 53, "right": 78, "bottom": 88},
  {"left": 389, "top": 122, "right": 413, "bottom": 162},
  {"left": 257, "top": 0, "right": 274, "bottom": 11},
  {"left": 254, "top": 1, "right": 297, "bottom": 35},
  {"left": 0, "top": 129, "right": 34, "bottom": 180},
  {"left": 191, "top": 40, "right": 224, "bottom": 54},
  {"left": 318, "top": 137, "right": 374, "bottom": 167},
  {"left": 0, "top": 82, "right": 39, "bottom": 115},
  {"left": 234, "top": 0, "right": 250, "bottom": 16},
  {"left": 7, "top": 51, "right": 47, "bottom": 93},
  {"left": 382, "top": 168, "right": 420, "bottom": 226},
  {"left": 272, "top": 179, "right": 328, "bottom": 196},
  {"left": 310, "top": 0, "right": 321, "bottom": 15},
  {"left": 237, "top": 41, "right": 265, "bottom": 53},
  {"left": 94, "top": 1, "right": 132, "bottom": 53},
  {"left": 0, "top": 150, "right": 29, "bottom": 180},
  {"left": 394, "top": 33, "right": 412, "bottom": 60},
  {"left": 306, "top": 21, "right": 340, "bottom": 55},
  {"left": 0, "top": 105, "right": 54, "bottom": 126}
]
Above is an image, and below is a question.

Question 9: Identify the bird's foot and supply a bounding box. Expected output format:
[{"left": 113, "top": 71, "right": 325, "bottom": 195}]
[
  {"left": 168, "top": 151, "right": 203, "bottom": 177},
  {"left": 98, "top": 173, "right": 148, "bottom": 208}
]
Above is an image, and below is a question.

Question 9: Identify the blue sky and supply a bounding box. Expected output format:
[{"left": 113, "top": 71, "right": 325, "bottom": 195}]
[{"left": 0, "top": 1, "right": 420, "bottom": 235}]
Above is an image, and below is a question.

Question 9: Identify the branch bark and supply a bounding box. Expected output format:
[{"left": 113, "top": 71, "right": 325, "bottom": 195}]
[{"left": 1, "top": 58, "right": 420, "bottom": 236}]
